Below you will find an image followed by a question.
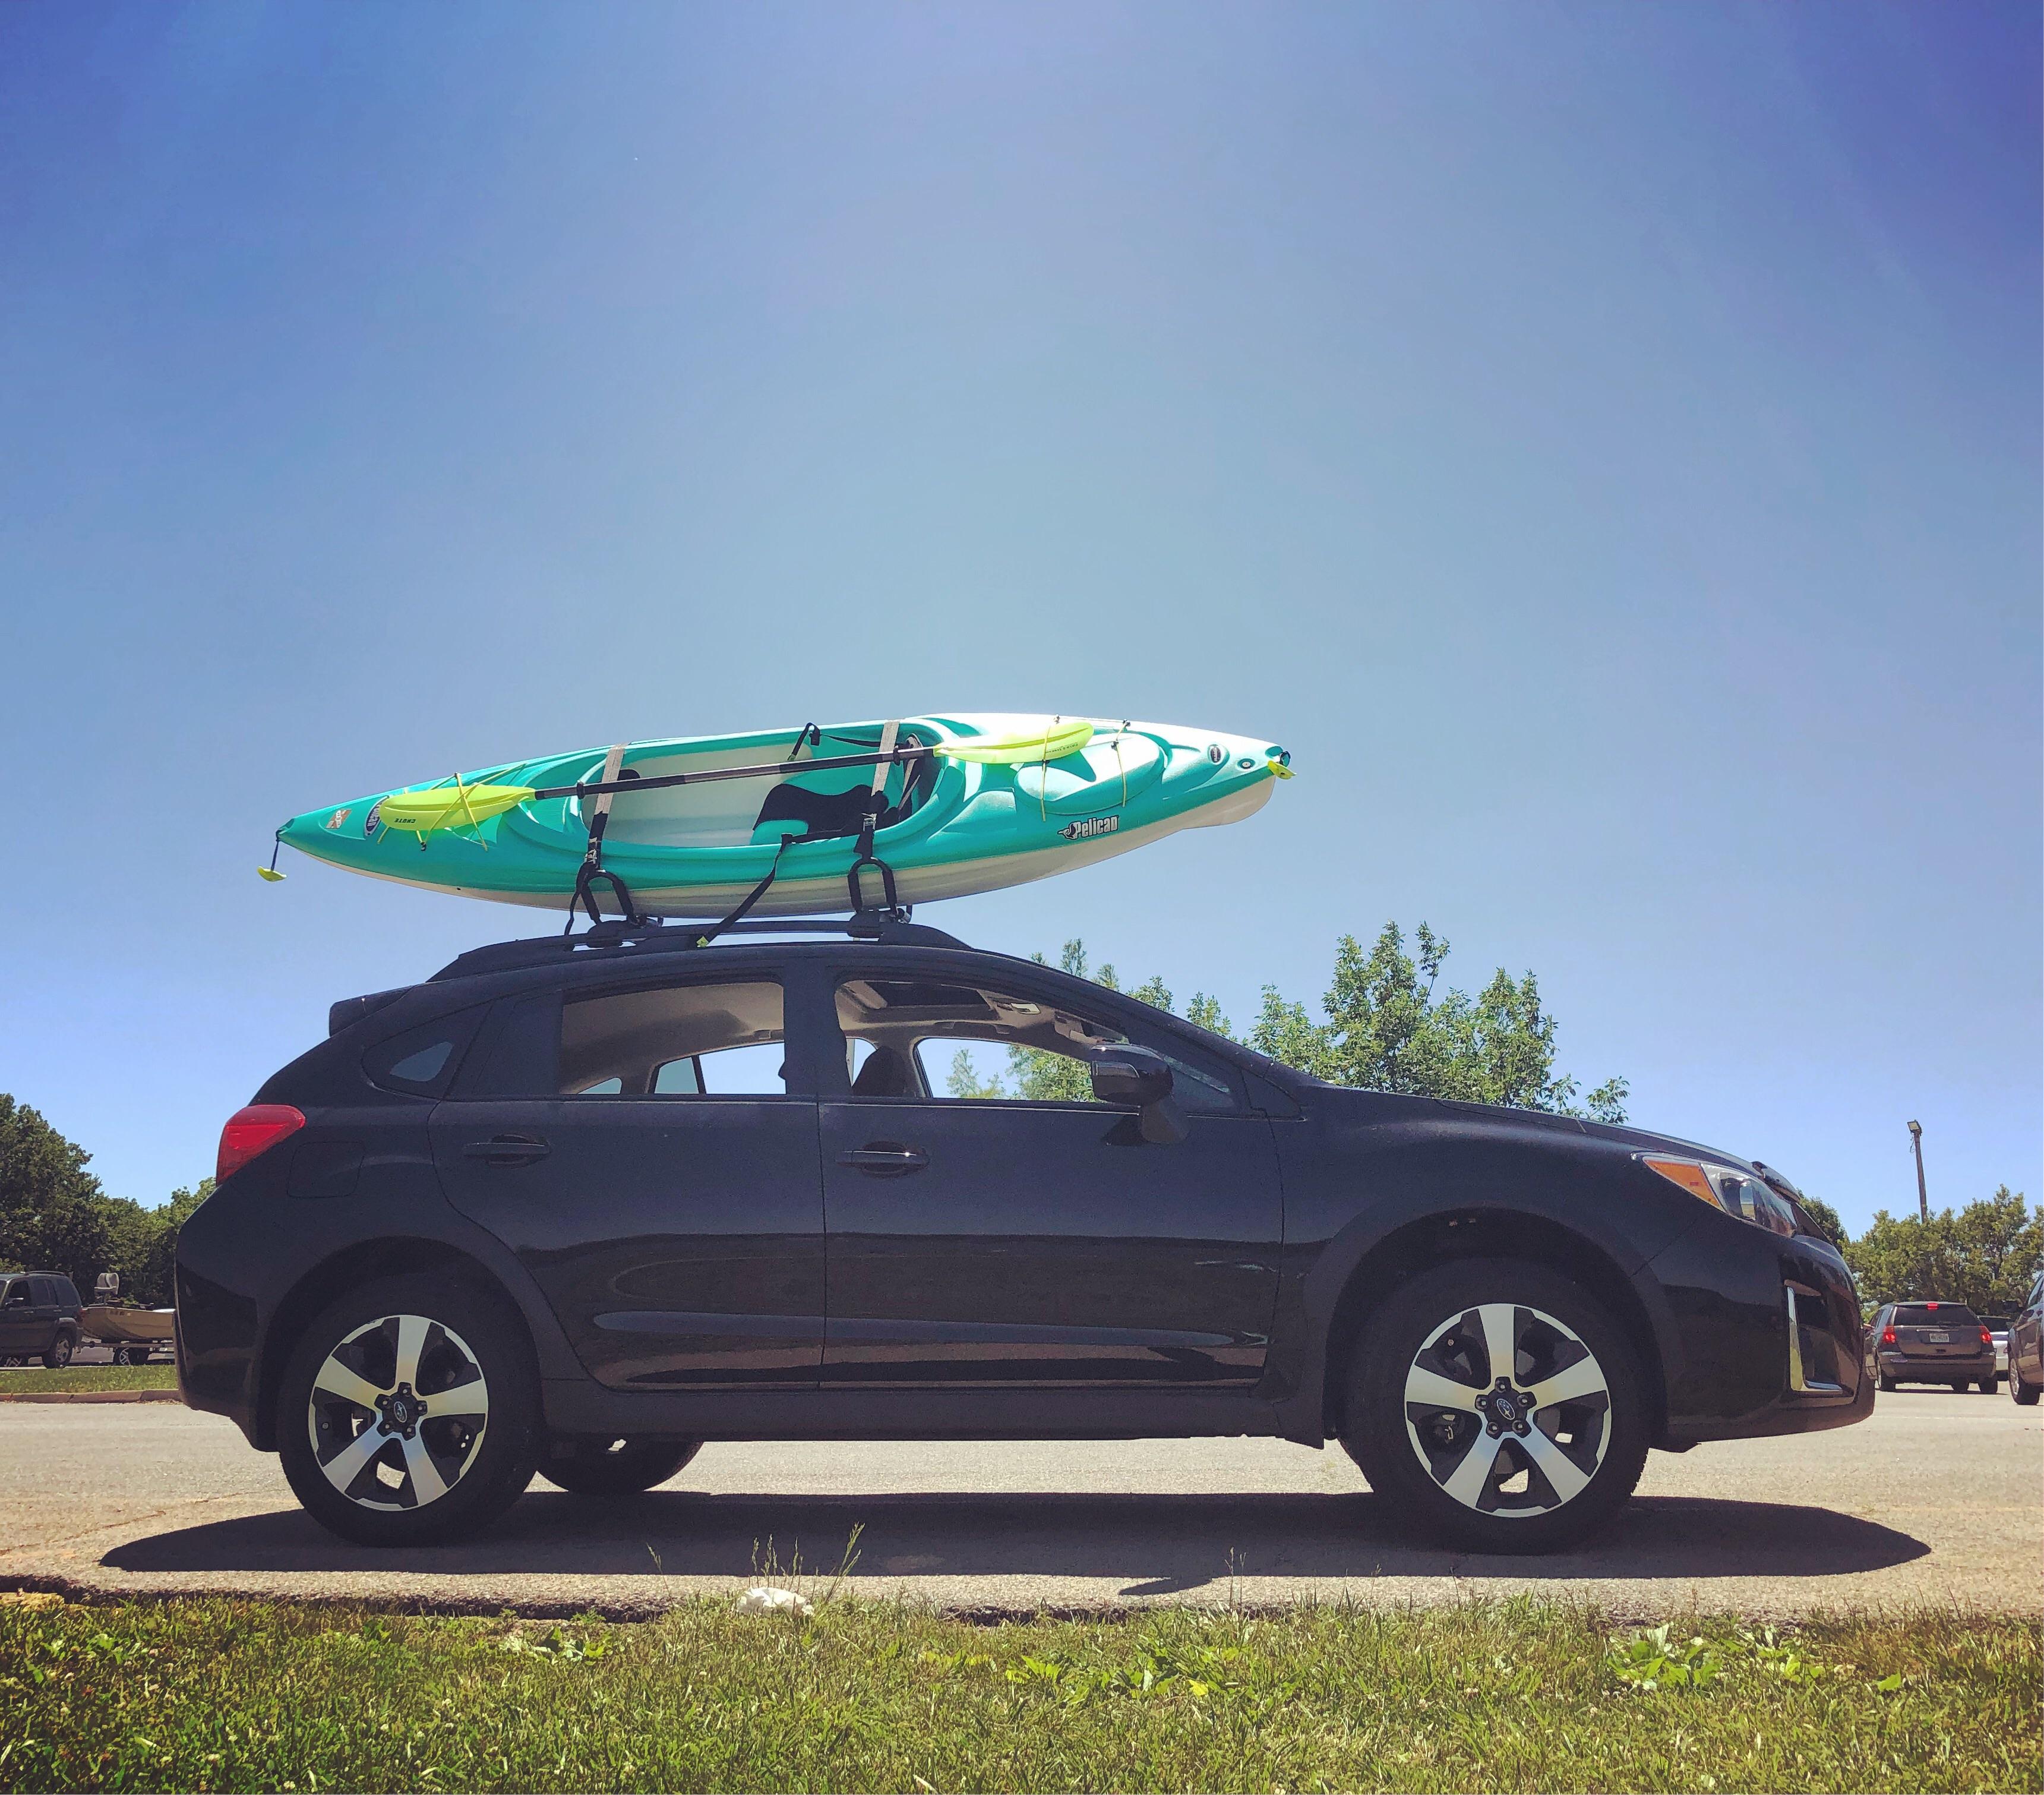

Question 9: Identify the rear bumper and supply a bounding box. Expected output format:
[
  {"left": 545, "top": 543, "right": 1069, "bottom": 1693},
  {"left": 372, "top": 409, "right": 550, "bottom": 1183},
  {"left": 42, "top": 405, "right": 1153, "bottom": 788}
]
[{"left": 1876, "top": 1351, "right": 1995, "bottom": 1380}]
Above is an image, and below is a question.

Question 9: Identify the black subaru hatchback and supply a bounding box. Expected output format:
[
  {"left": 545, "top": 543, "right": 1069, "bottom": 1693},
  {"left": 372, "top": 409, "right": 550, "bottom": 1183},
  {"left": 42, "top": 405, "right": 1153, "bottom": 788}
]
[{"left": 176, "top": 917, "right": 1869, "bottom": 1552}]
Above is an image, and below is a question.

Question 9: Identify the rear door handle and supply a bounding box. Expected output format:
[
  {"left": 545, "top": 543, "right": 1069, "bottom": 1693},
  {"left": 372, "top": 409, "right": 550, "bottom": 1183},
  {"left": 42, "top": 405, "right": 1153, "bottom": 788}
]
[
  {"left": 837, "top": 1143, "right": 928, "bottom": 1176},
  {"left": 464, "top": 1134, "right": 551, "bottom": 1166}
]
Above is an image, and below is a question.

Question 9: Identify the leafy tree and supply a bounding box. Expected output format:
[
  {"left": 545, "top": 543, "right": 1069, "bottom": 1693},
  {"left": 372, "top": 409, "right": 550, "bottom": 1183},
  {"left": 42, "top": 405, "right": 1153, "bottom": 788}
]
[
  {"left": 1844, "top": 1187, "right": 2042, "bottom": 1314},
  {"left": 0, "top": 1095, "right": 111, "bottom": 1288},
  {"left": 949, "top": 927, "right": 1628, "bottom": 1126},
  {"left": 1796, "top": 1192, "right": 1847, "bottom": 1248}
]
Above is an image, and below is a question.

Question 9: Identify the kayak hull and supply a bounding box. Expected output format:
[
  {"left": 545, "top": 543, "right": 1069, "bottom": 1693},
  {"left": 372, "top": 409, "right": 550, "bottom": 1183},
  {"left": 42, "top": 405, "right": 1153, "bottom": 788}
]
[{"left": 279, "top": 714, "right": 1288, "bottom": 918}]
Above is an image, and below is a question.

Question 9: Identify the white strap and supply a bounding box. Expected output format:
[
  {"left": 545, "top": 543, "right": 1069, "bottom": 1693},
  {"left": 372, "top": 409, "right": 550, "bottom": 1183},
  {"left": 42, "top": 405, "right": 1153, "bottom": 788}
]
[
  {"left": 590, "top": 743, "right": 627, "bottom": 820},
  {"left": 870, "top": 720, "right": 899, "bottom": 794}
]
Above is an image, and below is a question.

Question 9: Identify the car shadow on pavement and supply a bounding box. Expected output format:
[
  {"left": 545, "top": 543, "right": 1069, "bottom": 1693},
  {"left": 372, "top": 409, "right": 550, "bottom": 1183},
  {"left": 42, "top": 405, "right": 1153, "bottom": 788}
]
[{"left": 104, "top": 1490, "right": 1928, "bottom": 1595}]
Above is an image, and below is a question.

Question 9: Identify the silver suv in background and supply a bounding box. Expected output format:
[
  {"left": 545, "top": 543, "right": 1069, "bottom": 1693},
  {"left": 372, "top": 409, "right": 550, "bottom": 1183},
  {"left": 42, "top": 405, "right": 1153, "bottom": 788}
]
[{"left": 1866, "top": 1301, "right": 1997, "bottom": 1393}]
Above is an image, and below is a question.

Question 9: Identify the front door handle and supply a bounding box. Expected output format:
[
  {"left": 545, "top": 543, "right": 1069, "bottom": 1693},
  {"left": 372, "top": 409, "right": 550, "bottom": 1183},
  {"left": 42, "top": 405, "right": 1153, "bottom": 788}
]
[
  {"left": 464, "top": 1134, "right": 551, "bottom": 1166},
  {"left": 837, "top": 1142, "right": 928, "bottom": 1176}
]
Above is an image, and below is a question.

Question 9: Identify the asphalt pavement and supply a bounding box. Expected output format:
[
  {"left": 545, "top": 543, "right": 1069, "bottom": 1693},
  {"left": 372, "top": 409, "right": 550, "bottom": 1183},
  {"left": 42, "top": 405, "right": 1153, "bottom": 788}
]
[{"left": 0, "top": 1389, "right": 2033, "bottom": 1619}]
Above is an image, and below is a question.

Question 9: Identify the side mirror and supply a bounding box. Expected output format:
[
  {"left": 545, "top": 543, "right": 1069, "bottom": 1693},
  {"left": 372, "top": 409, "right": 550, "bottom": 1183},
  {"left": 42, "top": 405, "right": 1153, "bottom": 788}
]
[{"left": 1086, "top": 1045, "right": 1187, "bottom": 1145}]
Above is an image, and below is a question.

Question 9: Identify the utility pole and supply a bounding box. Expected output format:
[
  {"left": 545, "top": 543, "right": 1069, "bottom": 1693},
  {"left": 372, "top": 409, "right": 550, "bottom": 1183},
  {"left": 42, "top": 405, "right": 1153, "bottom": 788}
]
[{"left": 1908, "top": 1119, "right": 1928, "bottom": 1223}]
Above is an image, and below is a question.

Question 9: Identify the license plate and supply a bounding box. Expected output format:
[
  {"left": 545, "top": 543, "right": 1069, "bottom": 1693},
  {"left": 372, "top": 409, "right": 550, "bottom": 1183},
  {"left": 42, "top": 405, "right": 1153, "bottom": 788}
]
[{"left": 1926, "top": 1331, "right": 1950, "bottom": 1343}]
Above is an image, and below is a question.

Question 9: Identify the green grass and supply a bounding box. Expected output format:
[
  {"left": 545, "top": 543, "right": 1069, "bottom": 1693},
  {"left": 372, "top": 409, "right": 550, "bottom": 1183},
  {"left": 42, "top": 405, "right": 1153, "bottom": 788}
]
[
  {"left": 0, "top": 1365, "right": 176, "bottom": 1394},
  {"left": 0, "top": 1596, "right": 2034, "bottom": 1793}
]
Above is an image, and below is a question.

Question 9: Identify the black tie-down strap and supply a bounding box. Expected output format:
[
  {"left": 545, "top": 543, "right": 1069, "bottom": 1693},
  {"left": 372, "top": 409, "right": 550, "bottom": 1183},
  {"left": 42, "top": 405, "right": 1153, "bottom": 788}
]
[
  {"left": 567, "top": 863, "right": 644, "bottom": 932},
  {"left": 692, "top": 832, "right": 797, "bottom": 945}
]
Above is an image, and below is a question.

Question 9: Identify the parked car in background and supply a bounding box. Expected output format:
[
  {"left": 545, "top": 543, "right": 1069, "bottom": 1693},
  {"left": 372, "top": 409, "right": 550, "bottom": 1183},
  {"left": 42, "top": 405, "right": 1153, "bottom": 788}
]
[
  {"left": 1865, "top": 1301, "right": 1996, "bottom": 1393},
  {"left": 2007, "top": 1274, "right": 2044, "bottom": 1406},
  {"left": 1979, "top": 1317, "right": 2012, "bottom": 1376},
  {"left": 0, "top": 1272, "right": 84, "bottom": 1369}
]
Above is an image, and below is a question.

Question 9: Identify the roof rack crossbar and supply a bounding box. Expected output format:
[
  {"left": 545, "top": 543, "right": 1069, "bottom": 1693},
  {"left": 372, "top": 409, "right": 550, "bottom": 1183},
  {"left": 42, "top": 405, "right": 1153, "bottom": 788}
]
[{"left": 430, "top": 911, "right": 969, "bottom": 981}]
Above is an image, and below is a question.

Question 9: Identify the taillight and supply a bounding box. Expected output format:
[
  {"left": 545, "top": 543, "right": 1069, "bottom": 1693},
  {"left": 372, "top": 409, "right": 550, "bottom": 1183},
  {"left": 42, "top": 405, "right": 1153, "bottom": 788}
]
[
  {"left": 1981, "top": 1328, "right": 1993, "bottom": 1346},
  {"left": 1881, "top": 1327, "right": 1897, "bottom": 1345},
  {"left": 216, "top": 1105, "right": 305, "bottom": 1182}
]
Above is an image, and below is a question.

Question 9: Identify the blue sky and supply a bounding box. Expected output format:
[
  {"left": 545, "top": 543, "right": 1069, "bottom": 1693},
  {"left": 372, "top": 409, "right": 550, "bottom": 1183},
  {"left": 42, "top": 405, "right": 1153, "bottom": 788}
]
[{"left": 1, "top": 3, "right": 2036, "bottom": 1232}]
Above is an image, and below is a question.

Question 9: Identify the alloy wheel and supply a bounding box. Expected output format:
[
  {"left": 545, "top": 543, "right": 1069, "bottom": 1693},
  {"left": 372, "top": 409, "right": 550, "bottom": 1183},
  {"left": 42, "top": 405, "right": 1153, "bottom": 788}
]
[
  {"left": 306, "top": 1313, "right": 490, "bottom": 1512},
  {"left": 1402, "top": 1302, "right": 1612, "bottom": 1519}
]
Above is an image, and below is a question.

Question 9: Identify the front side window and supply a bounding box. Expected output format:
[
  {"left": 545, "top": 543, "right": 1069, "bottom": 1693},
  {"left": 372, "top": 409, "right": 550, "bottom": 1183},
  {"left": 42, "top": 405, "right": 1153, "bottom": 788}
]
[
  {"left": 2, "top": 1281, "right": 28, "bottom": 1307},
  {"left": 833, "top": 975, "right": 1240, "bottom": 1112},
  {"left": 561, "top": 980, "right": 786, "bottom": 1097}
]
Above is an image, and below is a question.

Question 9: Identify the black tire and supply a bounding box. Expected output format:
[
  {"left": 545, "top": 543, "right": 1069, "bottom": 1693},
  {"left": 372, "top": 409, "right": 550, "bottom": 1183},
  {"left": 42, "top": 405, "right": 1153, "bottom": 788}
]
[
  {"left": 278, "top": 1274, "right": 539, "bottom": 1548},
  {"left": 541, "top": 1438, "right": 702, "bottom": 1497},
  {"left": 2013, "top": 1370, "right": 2040, "bottom": 1407},
  {"left": 1338, "top": 1258, "right": 1649, "bottom": 1554},
  {"left": 41, "top": 1331, "right": 75, "bottom": 1370},
  {"left": 1879, "top": 1373, "right": 1897, "bottom": 1392},
  {"left": 1950, "top": 1381, "right": 1966, "bottom": 1393},
  {"left": 1980, "top": 1377, "right": 1999, "bottom": 1395}
]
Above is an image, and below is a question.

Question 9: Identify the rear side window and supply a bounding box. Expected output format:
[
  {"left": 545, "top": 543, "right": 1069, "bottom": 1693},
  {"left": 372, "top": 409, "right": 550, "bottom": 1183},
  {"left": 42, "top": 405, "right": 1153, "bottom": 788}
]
[
  {"left": 30, "top": 1277, "right": 56, "bottom": 1304},
  {"left": 561, "top": 980, "right": 785, "bottom": 1097},
  {"left": 1893, "top": 1303, "right": 1980, "bottom": 1327},
  {"left": 49, "top": 1278, "right": 78, "bottom": 1307},
  {"left": 364, "top": 1007, "right": 488, "bottom": 1097}
]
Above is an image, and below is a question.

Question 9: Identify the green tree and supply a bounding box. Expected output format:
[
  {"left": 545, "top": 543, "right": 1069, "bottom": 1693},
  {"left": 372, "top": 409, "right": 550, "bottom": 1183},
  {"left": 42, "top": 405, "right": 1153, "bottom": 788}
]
[
  {"left": 1844, "top": 1187, "right": 2042, "bottom": 1314},
  {"left": 0, "top": 1095, "right": 110, "bottom": 1288},
  {"left": 988, "top": 927, "right": 1626, "bottom": 1125}
]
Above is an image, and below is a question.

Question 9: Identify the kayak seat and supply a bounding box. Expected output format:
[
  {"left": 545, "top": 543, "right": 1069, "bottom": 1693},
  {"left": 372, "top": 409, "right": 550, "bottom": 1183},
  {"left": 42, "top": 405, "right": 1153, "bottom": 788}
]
[{"left": 749, "top": 754, "right": 940, "bottom": 846}]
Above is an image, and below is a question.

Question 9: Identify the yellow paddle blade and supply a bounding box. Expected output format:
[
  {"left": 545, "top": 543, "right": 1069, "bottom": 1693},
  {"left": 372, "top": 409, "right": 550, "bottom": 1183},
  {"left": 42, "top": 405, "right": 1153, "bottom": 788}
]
[
  {"left": 934, "top": 720, "right": 1095, "bottom": 764},
  {"left": 256, "top": 866, "right": 286, "bottom": 882},
  {"left": 375, "top": 783, "right": 535, "bottom": 836},
  {"left": 1266, "top": 757, "right": 1295, "bottom": 780}
]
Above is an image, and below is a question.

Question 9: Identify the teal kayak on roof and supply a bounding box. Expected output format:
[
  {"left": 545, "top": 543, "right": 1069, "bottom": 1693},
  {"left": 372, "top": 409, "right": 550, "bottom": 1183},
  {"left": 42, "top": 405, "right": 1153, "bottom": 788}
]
[{"left": 274, "top": 713, "right": 1292, "bottom": 919}]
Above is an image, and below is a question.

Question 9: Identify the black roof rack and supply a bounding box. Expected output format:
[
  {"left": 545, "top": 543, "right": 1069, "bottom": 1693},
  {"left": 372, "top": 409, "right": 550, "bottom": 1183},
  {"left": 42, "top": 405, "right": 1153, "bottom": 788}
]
[{"left": 429, "top": 911, "right": 971, "bottom": 983}]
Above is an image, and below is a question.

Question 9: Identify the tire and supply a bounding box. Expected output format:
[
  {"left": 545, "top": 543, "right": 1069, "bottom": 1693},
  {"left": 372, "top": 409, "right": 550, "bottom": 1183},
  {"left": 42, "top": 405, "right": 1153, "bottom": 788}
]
[
  {"left": 277, "top": 1274, "right": 539, "bottom": 1548},
  {"left": 541, "top": 1438, "right": 702, "bottom": 1497},
  {"left": 42, "top": 1331, "right": 75, "bottom": 1370},
  {"left": 1338, "top": 1258, "right": 1649, "bottom": 1554},
  {"left": 1879, "top": 1373, "right": 1897, "bottom": 1393},
  {"left": 2013, "top": 1370, "right": 2040, "bottom": 1407},
  {"left": 1980, "top": 1377, "right": 1999, "bottom": 1395},
  {"left": 1950, "top": 1381, "right": 1967, "bottom": 1393},
  {"left": 110, "top": 1346, "right": 134, "bottom": 1367}
]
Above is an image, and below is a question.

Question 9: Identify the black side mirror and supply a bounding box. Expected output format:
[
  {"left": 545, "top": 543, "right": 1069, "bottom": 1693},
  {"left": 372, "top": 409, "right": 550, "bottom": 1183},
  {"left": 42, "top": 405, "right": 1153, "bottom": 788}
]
[{"left": 1086, "top": 1045, "right": 1187, "bottom": 1145}]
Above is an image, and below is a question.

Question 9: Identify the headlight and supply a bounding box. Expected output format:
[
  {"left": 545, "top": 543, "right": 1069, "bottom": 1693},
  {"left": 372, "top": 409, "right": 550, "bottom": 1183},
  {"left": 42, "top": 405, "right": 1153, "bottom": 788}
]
[{"left": 1640, "top": 1154, "right": 1799, "bottom": 1238}]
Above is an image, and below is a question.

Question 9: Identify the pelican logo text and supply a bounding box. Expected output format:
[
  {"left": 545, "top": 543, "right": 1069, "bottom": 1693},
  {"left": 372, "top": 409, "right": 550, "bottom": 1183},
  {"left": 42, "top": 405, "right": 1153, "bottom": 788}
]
[{"left": 1058, "top": 815, "right": 1120, "bottom": 841}]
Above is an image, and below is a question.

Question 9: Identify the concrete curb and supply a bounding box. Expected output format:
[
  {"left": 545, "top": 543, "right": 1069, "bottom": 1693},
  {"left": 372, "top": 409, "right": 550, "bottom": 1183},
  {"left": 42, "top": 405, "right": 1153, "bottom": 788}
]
[{"left": 0, "top": 1389, "right": 182, "bottom": 1405}]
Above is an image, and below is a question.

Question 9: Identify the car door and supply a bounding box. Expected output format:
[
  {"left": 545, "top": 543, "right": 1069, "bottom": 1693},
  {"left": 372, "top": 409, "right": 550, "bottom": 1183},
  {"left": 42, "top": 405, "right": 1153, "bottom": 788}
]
[
  {"left": 817, "top": 961, "right": 1282, "bottom": 1387},
  {"left": 429, "top": 967, "right": 830, "bottom": 1390},
  {"left": 0, "top": 1279, "right": 37, "bottom": 1355}
]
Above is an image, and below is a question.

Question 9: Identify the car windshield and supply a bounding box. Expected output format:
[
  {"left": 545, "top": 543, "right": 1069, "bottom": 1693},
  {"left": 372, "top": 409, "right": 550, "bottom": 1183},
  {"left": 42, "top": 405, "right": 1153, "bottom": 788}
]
[{"left": 1893, "top": 1303, "right": 1980, "bottom": 1328}]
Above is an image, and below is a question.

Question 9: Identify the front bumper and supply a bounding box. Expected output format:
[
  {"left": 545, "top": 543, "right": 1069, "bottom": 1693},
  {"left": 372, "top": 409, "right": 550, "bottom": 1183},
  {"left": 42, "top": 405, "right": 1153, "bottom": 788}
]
[{"left": 1647, "top": 1206, "right": 1872, "bottom": 1446}]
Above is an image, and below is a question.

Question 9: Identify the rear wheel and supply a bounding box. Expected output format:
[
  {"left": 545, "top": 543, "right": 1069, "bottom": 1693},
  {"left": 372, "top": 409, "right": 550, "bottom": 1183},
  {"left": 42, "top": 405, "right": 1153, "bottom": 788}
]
[
  {"left": 1979, "top": 1377, "right": 1999, "bottom": 1394},
  {"left": 1878, "top": 1373, "right": 1897, "bottom": 1392},
  {"left": 2013, "top": 1368, "right": 2041, "bottom": 1407},
  {"left": 1339, "top": 1258, "right": 1648, "bottom": 1554},
  {"left": 278, "top": 1275, "right": 538, "bottom": 1547},
  {"left": 1950, "top": 1381, "right": 1967, "bottom": 1393},
  {"left": 541, "top": 1438, "right": 701, "bottom": 1497},
  {"left": 41, "top": 1332, "right": 74, "bottom": 1370}
]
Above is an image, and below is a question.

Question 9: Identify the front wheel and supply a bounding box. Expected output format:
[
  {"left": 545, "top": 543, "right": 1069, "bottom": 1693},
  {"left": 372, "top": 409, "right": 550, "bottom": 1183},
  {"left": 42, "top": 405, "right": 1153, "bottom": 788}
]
[
  {"left": 541, "top": 1439, "right": 702, "bottom": 1497},
  {"left": 42, "top": 1332, "right": 74, "bottom": 1370},
  {"left": 2013, "top": 1368, "right": 2041, "bottom": 1407},
  {"left": 1339, "top": 1258, "right": 1649, "bottom": 1554},
  {"left": 278, "top": 1275, "right": 539, "bottom": 1548}
]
